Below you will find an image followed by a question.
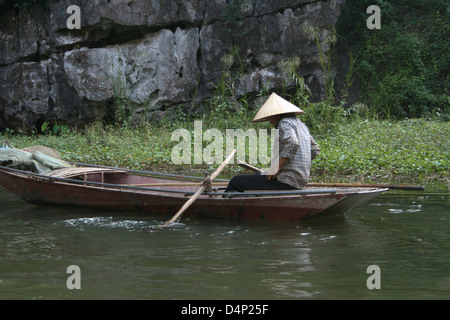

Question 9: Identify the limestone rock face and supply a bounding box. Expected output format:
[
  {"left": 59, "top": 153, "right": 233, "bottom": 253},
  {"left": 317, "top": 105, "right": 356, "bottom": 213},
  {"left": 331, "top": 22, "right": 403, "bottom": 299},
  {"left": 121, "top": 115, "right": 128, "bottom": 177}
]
[
  {"left": 0, "top": 61, "right": 49, "bottom": 130},
  {"left": 0, "top": 0, "right": 345, "bottom": 131}
]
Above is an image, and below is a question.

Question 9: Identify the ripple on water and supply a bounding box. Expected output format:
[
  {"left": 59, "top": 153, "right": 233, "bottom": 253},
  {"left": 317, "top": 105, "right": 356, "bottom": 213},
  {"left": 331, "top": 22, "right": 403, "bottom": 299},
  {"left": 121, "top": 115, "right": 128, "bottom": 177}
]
[{"left": 57, "top": 217, "right": 153, "bottom": 231}]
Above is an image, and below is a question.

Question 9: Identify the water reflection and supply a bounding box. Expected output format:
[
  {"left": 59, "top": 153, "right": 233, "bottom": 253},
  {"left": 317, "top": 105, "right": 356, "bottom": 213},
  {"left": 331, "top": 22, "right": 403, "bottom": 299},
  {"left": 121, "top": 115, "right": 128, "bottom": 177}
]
[
  {"left": 261, "top": 278, "right": 317, "bottom": 298},
  {"left": 0, "top": 185, "right": 449, "bottom": 299}
]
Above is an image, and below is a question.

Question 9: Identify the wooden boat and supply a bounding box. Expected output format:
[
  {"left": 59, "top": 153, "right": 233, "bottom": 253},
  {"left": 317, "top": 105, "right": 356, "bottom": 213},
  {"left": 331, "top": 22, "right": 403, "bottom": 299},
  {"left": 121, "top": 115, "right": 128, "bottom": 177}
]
[{"left": 0, "top": 164, "right": 388, "bottom": 222}]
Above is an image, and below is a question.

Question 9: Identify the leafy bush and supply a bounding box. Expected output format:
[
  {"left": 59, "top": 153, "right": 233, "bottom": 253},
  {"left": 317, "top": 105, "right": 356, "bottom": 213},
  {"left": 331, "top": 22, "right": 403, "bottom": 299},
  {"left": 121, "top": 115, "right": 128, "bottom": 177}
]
[{"left": 336, "top": 0, "right": 449, "bottom": 119}]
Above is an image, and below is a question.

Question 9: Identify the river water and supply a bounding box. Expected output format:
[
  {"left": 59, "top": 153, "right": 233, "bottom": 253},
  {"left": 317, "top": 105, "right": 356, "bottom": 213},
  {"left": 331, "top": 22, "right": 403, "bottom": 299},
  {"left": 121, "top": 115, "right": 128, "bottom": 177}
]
[{"left": 0, "top": 183, "right": 448, "bottom": 300}]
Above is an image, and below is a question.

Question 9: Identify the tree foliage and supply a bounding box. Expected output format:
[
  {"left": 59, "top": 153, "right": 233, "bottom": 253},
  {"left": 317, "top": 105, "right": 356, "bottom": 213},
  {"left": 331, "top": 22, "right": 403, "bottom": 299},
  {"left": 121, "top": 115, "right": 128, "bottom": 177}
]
[{"left": 336, "top": 0, "right": 449, "bottom": 119}]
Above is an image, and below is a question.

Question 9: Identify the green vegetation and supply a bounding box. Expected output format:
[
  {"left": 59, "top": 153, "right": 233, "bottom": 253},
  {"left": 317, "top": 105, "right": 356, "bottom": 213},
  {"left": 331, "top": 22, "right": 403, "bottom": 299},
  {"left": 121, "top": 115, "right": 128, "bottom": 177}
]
[
  {"left": 1, "top": 118, "right": 448, "bottom": 184},
  {"left": 336, "top": 0, "right": 449, "bottom": 119},
  {"left": 312, "top": 119, "right": 449, "bottom": 183}
]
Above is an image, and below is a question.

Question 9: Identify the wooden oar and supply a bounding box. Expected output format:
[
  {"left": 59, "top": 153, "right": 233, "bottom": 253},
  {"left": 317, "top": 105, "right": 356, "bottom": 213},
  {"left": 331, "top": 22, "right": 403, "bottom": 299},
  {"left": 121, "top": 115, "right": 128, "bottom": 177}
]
[
  {"left": 160, "top": 149, "right": 236, "bottom": 227},
  {"left": 236, "top": 160, "right": 425, "bottom": 191},
  {"left": 307, "top": 182, "right": 425, "bottom": 190},
  {"left": 237, "top": 161, "right": 263, "bottom": 173}
]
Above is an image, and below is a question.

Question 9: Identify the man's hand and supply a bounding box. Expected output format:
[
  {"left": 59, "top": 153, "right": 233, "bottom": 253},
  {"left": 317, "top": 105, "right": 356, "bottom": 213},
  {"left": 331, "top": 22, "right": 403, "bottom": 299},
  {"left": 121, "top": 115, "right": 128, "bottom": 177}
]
[
  {"left": 266, "top": 167, "right": 278, "bottom": 180},
  {"left": 266, "top": 157, "right": 288, "bottom": 180}
]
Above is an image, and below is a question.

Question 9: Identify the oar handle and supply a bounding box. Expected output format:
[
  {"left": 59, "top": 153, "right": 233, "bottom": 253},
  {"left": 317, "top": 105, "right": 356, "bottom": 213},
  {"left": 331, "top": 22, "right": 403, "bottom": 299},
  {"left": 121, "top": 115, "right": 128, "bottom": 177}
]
[{"left": 237, "top": 160, "right": 263, "bottom": 173}]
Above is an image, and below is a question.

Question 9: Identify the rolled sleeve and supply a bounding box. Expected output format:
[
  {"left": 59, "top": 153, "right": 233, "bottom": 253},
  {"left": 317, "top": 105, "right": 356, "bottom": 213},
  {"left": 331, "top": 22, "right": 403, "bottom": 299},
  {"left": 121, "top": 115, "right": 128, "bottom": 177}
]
[{"left": 310, "top": 136, "right": 320, "bottom": 160}]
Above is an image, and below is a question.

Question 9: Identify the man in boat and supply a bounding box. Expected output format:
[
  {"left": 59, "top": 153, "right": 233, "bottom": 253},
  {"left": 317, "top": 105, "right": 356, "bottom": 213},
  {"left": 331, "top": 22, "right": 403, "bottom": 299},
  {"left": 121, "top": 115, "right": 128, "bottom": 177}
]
[{"left": 226, "top": 92, "right": 320, "bottom": 192}]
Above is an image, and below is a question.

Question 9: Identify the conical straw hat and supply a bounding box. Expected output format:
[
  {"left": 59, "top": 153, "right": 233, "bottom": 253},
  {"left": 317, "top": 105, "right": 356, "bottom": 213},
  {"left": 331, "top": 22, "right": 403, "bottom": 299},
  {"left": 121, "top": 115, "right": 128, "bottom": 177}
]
[{"left": 252, "top": 92, "right": 303, "bottom": 123}]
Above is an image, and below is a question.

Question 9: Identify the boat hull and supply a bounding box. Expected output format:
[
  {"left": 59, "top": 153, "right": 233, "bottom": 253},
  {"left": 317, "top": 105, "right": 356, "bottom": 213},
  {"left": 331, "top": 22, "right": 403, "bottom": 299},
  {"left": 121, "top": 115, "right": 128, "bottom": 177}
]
[{"left": 0, "top": 166, "right": 387, "bottom": 222}]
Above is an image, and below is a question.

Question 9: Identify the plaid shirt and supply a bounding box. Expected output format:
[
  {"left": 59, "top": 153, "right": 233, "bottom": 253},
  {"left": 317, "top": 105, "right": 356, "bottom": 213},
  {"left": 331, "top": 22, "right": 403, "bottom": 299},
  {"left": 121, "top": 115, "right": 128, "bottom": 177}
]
[{"left": 274, "top": 117, "right": 318, "bottom": 188}]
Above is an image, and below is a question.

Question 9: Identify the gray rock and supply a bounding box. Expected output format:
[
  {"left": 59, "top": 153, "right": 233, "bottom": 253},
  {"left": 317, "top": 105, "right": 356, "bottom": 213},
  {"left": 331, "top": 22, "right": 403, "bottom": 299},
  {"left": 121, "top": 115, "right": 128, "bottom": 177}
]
[
  {"left": 0, "top": 61, "right": 49, "bottom": 131},
  {"left": 63, "top": 27, "right": 200, "bottom": 107},
  {"left": 64, "top": 47, "right": 125, "bottom": 101},
  {"left": 0, "top": 0, "right": 346, "bottom": 131}
]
